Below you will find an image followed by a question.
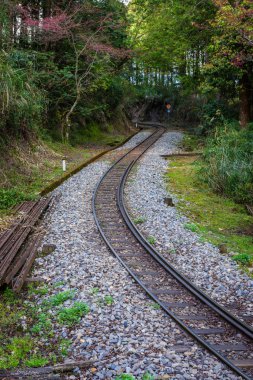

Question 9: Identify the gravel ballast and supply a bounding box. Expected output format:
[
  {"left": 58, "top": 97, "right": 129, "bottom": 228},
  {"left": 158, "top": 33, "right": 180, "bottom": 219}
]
[
  {"left": 33, "top": 130, "right": 241, "bottom": 379},
  {"left": 125, "top": 131, "right": 253, "bottom": 319}
]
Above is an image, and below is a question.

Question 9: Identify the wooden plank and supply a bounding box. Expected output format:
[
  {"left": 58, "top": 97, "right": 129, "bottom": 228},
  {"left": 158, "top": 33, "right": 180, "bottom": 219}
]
[
  {"left": 163, "top": 302, "right": 192, "bottom": 309},
  {"left": 179, "top": 314, "right": 209, "bottom": 321},
  {"left": 152, "top": 289, "right": 183, "bottom": 296},
  {"left": 192, "top": 328, "right": 226, "bottom": 335},
  {"left": 0, "top": 360, "right": 93, "bottom": 378},
  {"left": 134, "top": 270, "right": 158, "bottom": 277},
  {"left": 166, "top": 345, "right": 193, "bottom": 353},
  {"left": 0, "top": 197, "right": 50, "bottom": 282},
  {"left": 232, "top": 359, "right": 253, "bottom": 368},
  {"left": 161, "top": 152, "right": 202, "bottom": 158},
  {"left": 212, "top": 343, "right": 247, "bottom": 352},
  {"left": 12, "top": 231, "right": 44, "bottom": 292},
  {"left": 0, "top": 202, "right": 35, "bottom": 254}
]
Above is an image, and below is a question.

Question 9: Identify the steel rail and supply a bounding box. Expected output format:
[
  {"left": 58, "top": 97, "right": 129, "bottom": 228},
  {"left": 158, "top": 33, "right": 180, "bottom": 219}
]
[{"left": 92, "top": 127, "right": 253, "bottom": 380}]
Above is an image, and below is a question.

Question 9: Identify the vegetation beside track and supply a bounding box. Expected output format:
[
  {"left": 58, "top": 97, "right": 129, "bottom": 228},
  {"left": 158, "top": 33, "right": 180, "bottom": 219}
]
[
  {"left": 166, "top": 154, "right": 253, "bottom": 273},
  {"left": 0, "top": 284, "right": 88, "bottom": 370},
  {"left": 0, "top": 128, "right": 131, "bottom": 229}
]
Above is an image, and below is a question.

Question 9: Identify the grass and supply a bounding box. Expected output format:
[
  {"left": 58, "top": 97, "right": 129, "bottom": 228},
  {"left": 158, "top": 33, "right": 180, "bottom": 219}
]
[
  {"left": 104, "top": 295, "right": 114, "bottom": 305},
  {"left": 114, "top": 373, "right": 155, "bottom": 380},
  {"left": 0, "top": 125, "right": 132, "bottom": 225},
  {"left": 148, "top": 302, "right": 161, "bottom": 310},
  {"left": 24, "top": 355, "right": 49, "bottom": 368},
  {"left": 133, "top": 216, "right": 146, "bottom": 225},
  {"left": 166, "top": 155, "right": 253, "bottom": 271},
  {"left": 47, "top": 290, "right": 75, "bottom": 306},
  {"left": 147, "top": 236, "right": 156, "bottom": 245},
  {"left": 180, "top": 133, "right": 204, "bottom": 152},
  {"left": 90, "top": 287, "right": 100, "bottom": 295},
  {"left": 0, "top": 285, "right": 90, "bottom": 370},
  {"left": 57, "top": 302, "right": 90, "bottom": 325}
]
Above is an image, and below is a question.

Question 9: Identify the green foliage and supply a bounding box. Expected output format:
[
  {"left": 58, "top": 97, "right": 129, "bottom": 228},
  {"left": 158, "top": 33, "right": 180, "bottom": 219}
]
[
  {"left": 114, "top": 373, "right": 154, "bottom": 380},
  {"left": 90, "top": 287, "right": 100, "bottom": 295},
  {"left": 47, "top": 290, "right": 76, "bottom": 306},
  {"left": 232, "top": 253, "right": 253, "bottom": 266},
  {"left": 31, "top": 313, "right": 52, "bottom": 334},
  {"left": 184, "top": 223, "right": 199, "bottom": 232},
  {"left": 0, "top": 189, "right": 35, "bottom": 210},
  {"left": 57, "top": 302, "right": 90, "bottom": 325},
  {"left": 133, "top": 216, "right": 146, "bottom": 224},
  {"left": 59, "top": 339, "right": 72, "bottom": 356},
  {"left": 0, "top": 337, "right": 33, "bottom": 369},
  {"left": 148, "top": 303, "right": 160, "bottom": 310},
  {"left": 201, "top": 124, "right": 253, "bottom": 203},
  {"left": 167, "top": 156, "right": 253, "bottom": 265},
  {"left": 104, "top": 295, "right": 114, "bottom": 306},
  {"left": 142, "top": 373, "right": 155, "bottom": 380},
  {"left": 0, "top": 52, "right": 46, "bottom": 135},
  {"left": 24, "top": 355, "right": 49, "bottom": 368},
  {"left": 115, "top": 375, "right": 136, "bottom": 380},
  {"left": 147, "top": 236, "right": 156, "bottom": 245}
]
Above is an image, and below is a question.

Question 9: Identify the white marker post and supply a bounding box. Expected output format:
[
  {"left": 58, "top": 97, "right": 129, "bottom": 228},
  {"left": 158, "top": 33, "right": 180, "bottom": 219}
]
[{"left": 62, "top": 158, "right": 66, "bottom": 172}]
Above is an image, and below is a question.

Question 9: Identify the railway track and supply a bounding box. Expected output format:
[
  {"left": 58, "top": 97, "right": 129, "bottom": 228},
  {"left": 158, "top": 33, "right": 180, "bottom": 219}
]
[{"left": 93, "top": 127, "right": 253, "bottom": 380}]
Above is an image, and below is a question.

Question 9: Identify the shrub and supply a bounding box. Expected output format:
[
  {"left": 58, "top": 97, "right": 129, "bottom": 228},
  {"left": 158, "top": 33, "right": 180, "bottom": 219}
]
[
  {"left": 232, "top": 253, "right": 253, "bottom": 266},
  {"left": 200, "top": 124, "right": 253, "bottom": 204},
  {"left": 0, "top": 52, "right": 46, "bottom": 136},
  {"left": 0, "top": 189, "right": 34, "bottom": 210}
]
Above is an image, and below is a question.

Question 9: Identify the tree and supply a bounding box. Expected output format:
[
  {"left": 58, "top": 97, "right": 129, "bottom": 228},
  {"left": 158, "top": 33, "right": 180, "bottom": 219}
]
[{"left": 208, "top": 0, "right": 253, "bottom": 127}]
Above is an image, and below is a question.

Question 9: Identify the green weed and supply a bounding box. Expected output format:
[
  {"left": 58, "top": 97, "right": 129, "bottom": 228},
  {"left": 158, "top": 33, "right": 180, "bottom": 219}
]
[
  {"left": 148, "top": 303, "right": 160, "bottom": 310},
  {"left": 167, "top": 155, "right": 253, "bottom": 272},
  {"left": 0, "top": 337, "right": 33, "bottom": 369},
  {"left": 104, "top": 295, "right": 114, "bottom": 305},
  {"left": 142, "top": 373, "right": 155, "bottom": 380},
  {"left": 147, "top": 236, "right": 156, "bottom": 245},
  {"left": 53, "top": 281, "right": 65, "bottom": 288},
  {"left": 90, "top": 287, "right": 100, "bottom": 295},
  {"left": 28, "top": 284, "right": 49, "bottom": 296},
  {"left": 57, "top": 302, "right": 89, "bottom": 325},
  {"left": 115, "top": 375, "right": 136, "bottom": 380},
  {"left": 58, "top": 339, "right": 72, "bottom": 356},
  {"left": 184, "top": 222, "right": 199, "bottom": 232},
  {"left": 31, "top": 313, "right": 52, "bottom": 334},
  {"left": 232, "top": 253, "right": 253, "bottom": 266},
  {"left": 25, "top": 355, "right": 49, "bottom": 367},
  {"left": 133, "top": 217, "right": 146, "bottom": 225},
  {"left": 47, "top": 290, "right": 75, "bottom": 306}
]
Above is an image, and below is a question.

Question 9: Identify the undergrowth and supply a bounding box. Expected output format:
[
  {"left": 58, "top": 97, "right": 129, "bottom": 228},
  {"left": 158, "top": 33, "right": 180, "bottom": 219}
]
[
  {"left": 0, "top": 285, "right": 90, "bottom": 370},
  {"left": 201, "top": 124, "right": 253, "bottom": 204},
  {"left": 167, "top": 156, "right": 253, "bottom": 271}
]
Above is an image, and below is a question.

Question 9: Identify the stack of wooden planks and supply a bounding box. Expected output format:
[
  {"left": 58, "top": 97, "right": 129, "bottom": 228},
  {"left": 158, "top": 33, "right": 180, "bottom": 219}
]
[{"left": 0, "top": 197, "right": 52, "bottom": 292}]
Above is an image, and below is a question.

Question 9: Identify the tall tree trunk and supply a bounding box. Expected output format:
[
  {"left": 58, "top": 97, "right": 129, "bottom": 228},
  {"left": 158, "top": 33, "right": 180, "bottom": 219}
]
[{"left": 239, "top": 71, "right": 251, "bottom": 128}]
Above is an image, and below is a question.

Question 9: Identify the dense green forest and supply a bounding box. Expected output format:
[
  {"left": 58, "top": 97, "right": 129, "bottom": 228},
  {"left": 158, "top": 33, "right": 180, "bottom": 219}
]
[{"left": 0, "top": 0, "right": 253, "bottom": 205}]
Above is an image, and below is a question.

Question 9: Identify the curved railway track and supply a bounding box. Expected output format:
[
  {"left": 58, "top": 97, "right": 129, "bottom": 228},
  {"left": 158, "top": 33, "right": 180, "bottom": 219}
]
[{"left": 93, "top": 127, "right": 253, "bottom": 380}]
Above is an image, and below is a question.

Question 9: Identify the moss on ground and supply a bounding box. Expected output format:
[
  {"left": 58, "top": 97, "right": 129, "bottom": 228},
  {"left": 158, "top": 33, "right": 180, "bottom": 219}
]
[
  {"left": 0, "top": 285, "right": 89, "bottom": 370},
  {"left": 166, "top": 156, "right": 253, "bottom": 272}
]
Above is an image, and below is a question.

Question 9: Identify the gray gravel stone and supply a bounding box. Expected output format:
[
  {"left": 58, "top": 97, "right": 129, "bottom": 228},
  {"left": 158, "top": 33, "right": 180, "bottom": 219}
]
[
  {"left": 32, "top": 130, "right": 241, "bottom": 380},
  {"left": 126, "top": 131, "right": 253, "bottom": 318}
]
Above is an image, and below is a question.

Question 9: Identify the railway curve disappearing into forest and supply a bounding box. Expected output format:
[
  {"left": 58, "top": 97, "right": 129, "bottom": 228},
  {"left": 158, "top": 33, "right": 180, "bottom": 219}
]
[{"left": 93, "top": 127, "right": 253, "bottom": 380}]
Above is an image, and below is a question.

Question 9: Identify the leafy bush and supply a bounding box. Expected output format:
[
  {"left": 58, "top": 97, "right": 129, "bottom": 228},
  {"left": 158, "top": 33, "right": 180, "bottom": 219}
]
[
  {"left": 0, "top": 52, "right": 46, "bottom": 136},
  {"left": 232, "top": 253, "right": 253, "bottom": 266},
  {"left": 0, "top": 189, "right": 34, "bottom": 210},
  {"left": 200, "top": 124, "right": 253, "bottom": 203}
]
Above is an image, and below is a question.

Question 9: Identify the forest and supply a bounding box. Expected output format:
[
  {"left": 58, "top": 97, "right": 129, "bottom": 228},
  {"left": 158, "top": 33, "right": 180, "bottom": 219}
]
[
  {"left": 0, "top": 0, "right": 253, "bottom": 206},
  {"left": 1, "top": 1, "right": 253, "bottom": 377}
]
